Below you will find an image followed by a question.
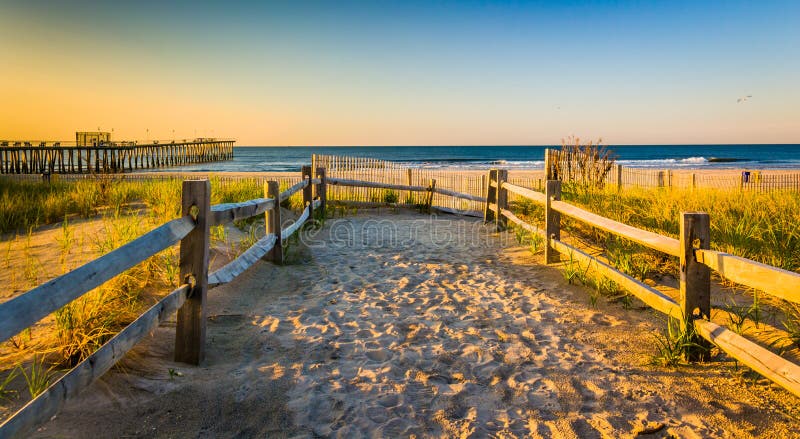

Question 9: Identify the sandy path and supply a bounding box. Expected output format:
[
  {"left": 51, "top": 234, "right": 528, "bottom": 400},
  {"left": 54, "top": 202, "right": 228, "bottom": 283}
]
[{"left": 35, "top": 212, "right": 798, "bottom": 438}]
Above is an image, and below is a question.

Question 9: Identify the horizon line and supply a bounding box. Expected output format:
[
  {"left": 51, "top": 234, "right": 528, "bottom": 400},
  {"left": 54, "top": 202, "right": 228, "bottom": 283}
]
[{"left": 232, "top": 142, "right": 800, "bottom": 147}]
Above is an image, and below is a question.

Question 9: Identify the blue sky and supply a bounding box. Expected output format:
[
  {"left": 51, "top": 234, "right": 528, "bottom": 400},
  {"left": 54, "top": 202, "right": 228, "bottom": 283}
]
[{"left": 1, "top": 0, "right": 798, "bottom": 145}]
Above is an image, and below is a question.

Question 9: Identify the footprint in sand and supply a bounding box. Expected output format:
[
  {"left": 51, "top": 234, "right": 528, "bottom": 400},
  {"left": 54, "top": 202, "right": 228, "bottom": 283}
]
[{"left": 365, "top": 349, "right": 392, "bottom": 363}]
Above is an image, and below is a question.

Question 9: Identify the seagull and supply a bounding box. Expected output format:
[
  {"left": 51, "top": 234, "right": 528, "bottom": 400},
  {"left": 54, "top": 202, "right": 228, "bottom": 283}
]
[{"left": 737, "top": 95, "right": 753, "bottom": 103}]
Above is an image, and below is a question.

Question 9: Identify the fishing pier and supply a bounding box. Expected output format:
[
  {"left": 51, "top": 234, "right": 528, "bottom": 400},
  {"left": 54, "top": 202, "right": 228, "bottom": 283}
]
[{"left": 0, "top": 133, "right": 234, "bottom": 174}]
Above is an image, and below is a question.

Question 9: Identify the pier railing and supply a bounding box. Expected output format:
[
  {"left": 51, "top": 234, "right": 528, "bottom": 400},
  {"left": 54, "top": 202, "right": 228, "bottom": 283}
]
[
  {"left": 485, "top": 169, "right": 800, "bottom": 398},
  {"left": 0, "top": 139, "right": 234, "bottom": 174}
]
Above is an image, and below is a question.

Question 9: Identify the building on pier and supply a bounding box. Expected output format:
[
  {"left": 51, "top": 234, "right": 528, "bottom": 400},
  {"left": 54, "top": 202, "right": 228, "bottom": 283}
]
[{"left": 76, "top": 131, "right": 111, "bottom": 147}]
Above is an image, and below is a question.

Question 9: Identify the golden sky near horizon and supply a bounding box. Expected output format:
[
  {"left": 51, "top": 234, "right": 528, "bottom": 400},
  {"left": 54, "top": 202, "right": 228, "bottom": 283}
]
[{"left": 1, "top": 2, "right": 798, "bottom": 146}]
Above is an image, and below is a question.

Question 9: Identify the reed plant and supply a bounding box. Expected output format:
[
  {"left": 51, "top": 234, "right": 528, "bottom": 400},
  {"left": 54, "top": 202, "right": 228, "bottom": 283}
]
[
  {"left": 0, "top": 368, "right": 19, "bottom": 401},
  {"left": 237, "top": 223, "right": 262, "bottom": 257},
  {"left": 210, "top": 177, "right": 261, "bottom": 205},
  {"left": 19, "top": 356, "right": 55, "bottom": 398},
  {"left": 560, "top": 186, "right": 800, "bottom": 272},
  {"left": 510, "top": 181, "right": 800, "bottom": 363},
  {"left": 277, "top": 181, "right": 305, "bottom": 211},
  {"left": 650, "top": 315, "right": 708, "bottom": 367},
  {"left": 140, "top": 180, "right": 182, "bottom": 221},
  {"left": 382, "top": 189, "right": 399, "bottom": 204},
  {"left": 53, "top": 289, "right": 135, "bottom": 366},
  {"left": 0, "top": 176, "right": 183, "bottom": 233},
  {"left": 550, "top": 137, "right": 616, "bottom": 193},
  {"left": 0, "top": 176, "right": 293, "bottom": 380},
  {"left": 561, "top": 252, "right": 590, "bottom": 285},
  {"left": 780, "top": 304, "right": 800, "bottom": 349},
  {"left": 510, "top": 224, "right": 544, "bottom": 255},
  {"left": 0, "top": 178, "right": 72, "bottom": 233}
]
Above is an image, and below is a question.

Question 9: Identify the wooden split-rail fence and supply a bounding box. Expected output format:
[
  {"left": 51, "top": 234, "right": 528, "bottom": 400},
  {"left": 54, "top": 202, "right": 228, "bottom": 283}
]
[
  {"left": 313, "top": 153, "right": 498, "bottom": 215},
  {"left": 485, "top": 169, "right": 800, "bottom": 399},
  {"left": 2, "top": 154, "right": 800, "bottom": 436},
  {"left": 0, "top": 163, "right": 490, "bottom": 438},
  {"left": 0, "top": 166, "right": 325, "bottom": 438},
  {"left": 0, "top": 139, "right": 234, "bottom": 175}
]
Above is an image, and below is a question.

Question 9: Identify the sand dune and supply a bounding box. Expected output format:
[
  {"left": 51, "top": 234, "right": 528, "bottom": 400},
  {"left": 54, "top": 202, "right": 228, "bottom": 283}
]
[{"left": 35, "top": 212, "right": 798, "bottom": 438}]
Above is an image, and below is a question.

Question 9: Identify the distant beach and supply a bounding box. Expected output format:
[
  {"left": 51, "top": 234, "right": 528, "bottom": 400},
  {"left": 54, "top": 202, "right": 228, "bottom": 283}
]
[{"left": 148, "top": 145, "right": 800, "bottom": 173}]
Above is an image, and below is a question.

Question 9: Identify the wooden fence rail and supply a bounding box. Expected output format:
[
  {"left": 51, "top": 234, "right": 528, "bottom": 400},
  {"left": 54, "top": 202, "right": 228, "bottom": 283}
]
[
  {"left": 3, "top": 157, "right": 800, "bottom": 436},
  {"left": 0, "top": 216, "right": 196, "bottom": 344},
  {"left": 695, "top": 249, "right": 800, "bottom": 304},
  {"left": 326, "top": 176, "right": 485, "bottom": 214},
  {"left": 0, "top": 166, "right": 489, "bottom": 437},
  {"left": 484, "top": 167, "right": 800, "bottom": 398},
  {"left": 0, "top": 170, "right": 325, "bottom": 438},
  {"left": 313, "top": 154, "right": 487, "bottom": 213},
  {"left": 0, "top": 284, "right": 192, "bottom": 438}
]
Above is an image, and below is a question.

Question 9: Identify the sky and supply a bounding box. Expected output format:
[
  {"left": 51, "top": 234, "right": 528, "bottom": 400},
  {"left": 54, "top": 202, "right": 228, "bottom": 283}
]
[{"left": 1, "top": 0, "right": 798, "bottom": 146}]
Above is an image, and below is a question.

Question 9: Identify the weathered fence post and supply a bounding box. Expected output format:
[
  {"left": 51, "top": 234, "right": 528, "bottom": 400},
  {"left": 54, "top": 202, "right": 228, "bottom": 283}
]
[
  {"left": 175, "top": 179, "right": 211, "bottom": 365},
  {"left": 544, "top": 148, "right": 551, "bottom": 180},
  {"left": 426, "top": 179, "right": 437, "bottom": 214},
  {"left": 265, "top": 181, "right": 283, "bottom": 264},
  {"left": 657, "top": 171, "right": 665, "bottom": 188},
  {"left": 616, "top": 164, "right": 623, "bottom": 192},
  {"left": 495, "top": 169, "right": 508, "bottom": 231},
  {"left": 405, "top": 168, "right": 414, "bottom": 205},
  {"left": 691, "top": 173, "right": 696, "bottom": 190},
  {"left": 316, "top": 167, "right": 327, "bottom": 220},
  {"left": 484, "top": 169, "right": 498, "bottom": 223},
  {"left": 545, "top": 180, "right": 562, "bottom": 264},
  {"left": 481, "top": 174, "right": 487, "bottom": 205},
  {"left": 302, "top": 165, "right": 313, "bottom": 220},
  {"left": 311, "top": 154, "right": 317, "bottom": 176},
  {"left": 680, "top": 211, "right": 711, "bottom": 361}
]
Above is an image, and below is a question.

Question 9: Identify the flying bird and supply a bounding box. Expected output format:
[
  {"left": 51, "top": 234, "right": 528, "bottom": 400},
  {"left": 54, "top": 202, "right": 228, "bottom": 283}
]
[{"left": 737, "top": 95, "right": 753, "bottom": 103}]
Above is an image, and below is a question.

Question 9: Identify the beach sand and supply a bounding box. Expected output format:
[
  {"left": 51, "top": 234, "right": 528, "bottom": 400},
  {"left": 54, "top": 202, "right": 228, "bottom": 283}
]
[{"left": 30, "top": 211, "right": 799, "bottom": 438}]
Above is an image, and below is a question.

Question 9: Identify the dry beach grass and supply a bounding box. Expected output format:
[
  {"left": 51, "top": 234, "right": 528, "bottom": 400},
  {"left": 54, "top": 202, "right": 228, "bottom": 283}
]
[
  {"left": 24, "top": 211, "right": 800, "bottom": 438},
  {"left": 1, "top": 170, "right": 800, "bottom": 437}
]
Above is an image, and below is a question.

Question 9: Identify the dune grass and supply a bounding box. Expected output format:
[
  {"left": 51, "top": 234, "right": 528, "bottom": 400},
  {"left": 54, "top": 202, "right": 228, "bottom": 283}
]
[
  {"left": 511, "top": 184, "right": 800, "bottom": 273},
  {"left": 510, "top": 183, "right": 800, "bottom": 366},
  {"left": 561, "top": 184, "right": 800, "bottom": 271},
  {"left": 0, "top": 175, "right": 309, "bottom": 412}
]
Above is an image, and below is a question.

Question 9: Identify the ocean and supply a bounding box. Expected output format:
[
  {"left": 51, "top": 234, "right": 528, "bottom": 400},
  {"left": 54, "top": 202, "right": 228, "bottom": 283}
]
[{"left": 157, "top": 145, "right": 800, "bottom": 173}]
